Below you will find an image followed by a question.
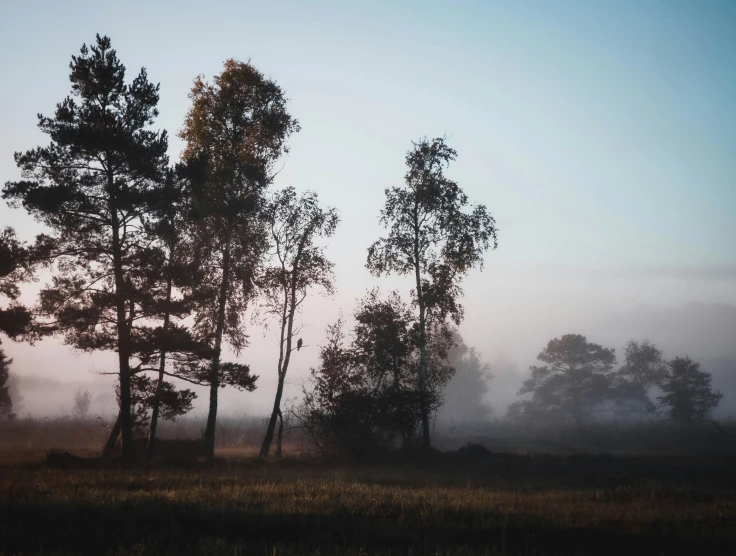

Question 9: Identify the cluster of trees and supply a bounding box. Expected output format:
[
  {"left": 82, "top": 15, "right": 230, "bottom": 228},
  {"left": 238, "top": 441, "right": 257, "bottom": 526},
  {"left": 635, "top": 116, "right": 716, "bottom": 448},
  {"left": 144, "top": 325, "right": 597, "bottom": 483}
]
[
  {"left": 510, "top": 334, "right": 723, "bottom": 425},
  {"left": 0, "top": 35, "right": 497, "bottom": 460},
  {"left": 1, "top": 36, "right": 722, "bottom": 461}
]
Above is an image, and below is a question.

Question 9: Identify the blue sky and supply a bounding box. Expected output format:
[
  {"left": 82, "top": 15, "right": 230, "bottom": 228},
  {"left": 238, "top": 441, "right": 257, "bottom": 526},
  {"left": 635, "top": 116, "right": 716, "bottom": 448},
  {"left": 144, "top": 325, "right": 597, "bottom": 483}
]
[{"left": 1, "top": 1, "right": 734, "bottom": 413}]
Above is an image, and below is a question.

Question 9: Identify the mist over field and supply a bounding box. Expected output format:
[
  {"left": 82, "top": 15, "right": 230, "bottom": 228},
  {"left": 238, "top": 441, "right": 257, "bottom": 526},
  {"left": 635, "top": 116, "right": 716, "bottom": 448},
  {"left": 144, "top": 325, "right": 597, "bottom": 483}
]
[{"left": 8, "top": 301, "right": 736, "bottom": 420}]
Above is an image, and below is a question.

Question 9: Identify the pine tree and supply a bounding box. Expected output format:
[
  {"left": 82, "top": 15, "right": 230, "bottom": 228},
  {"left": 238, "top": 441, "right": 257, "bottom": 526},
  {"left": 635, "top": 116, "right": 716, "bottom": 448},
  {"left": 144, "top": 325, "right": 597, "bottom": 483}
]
[{"left": 3, "top": 35, "right": 168, "bottom": 461}]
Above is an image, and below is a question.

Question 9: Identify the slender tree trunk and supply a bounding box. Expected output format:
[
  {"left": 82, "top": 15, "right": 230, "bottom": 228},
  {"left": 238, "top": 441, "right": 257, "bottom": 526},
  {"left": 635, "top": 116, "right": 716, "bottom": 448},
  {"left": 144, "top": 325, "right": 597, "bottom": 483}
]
[
  {"left": 260, "top": 238, "right": 306, "bottom": 457},
  {"left": 261, "top": 370, "right": 286, "bottom": 456},
  {"left": 146, "top": 250, "right": 174, "bottom": 461},
  {"left": 103, "top": 410, "right": 122, "bottom": 458},
  {"left": 109, "top": 183, "right": 134, "bottom": 462},
  {"left": 275, "top": 408, "right": 284, "bottom": 458},
  {"left": 260, "top": 310, "right": 288, "bottom": 457},
  {"left": 204, "top": 231, "right": 232, "bottom": 459},
  {"left": 413, "top": 206, "right": 431, "bottom": 450}
]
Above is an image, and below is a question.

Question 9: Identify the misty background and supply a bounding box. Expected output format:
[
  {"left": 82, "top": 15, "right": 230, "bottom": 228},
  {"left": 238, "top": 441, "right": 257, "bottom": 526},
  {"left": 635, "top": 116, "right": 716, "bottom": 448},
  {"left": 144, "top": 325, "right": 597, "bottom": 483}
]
[{"left": 1, "top": 1, "right": 734, "bottom": 422}]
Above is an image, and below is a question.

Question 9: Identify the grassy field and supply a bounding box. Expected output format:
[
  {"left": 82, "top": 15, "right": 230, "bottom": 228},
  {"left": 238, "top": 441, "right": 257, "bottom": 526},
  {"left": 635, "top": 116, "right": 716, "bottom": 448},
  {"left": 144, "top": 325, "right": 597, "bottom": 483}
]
[{"left": 1, "top": 451, "right": 735, "bottom": 555}]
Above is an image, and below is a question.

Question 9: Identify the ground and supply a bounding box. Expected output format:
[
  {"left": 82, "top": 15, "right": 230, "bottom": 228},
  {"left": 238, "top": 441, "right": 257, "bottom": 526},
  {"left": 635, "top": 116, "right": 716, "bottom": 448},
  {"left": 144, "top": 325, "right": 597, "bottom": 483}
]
[{"left": 1, "top": 451, "right": 735, "bottom": 555}]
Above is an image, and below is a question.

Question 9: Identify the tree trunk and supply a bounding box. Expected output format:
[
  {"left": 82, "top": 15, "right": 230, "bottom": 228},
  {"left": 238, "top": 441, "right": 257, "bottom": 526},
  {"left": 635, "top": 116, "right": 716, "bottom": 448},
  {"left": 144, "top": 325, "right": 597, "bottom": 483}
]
[
  {"left": 109, "top": 183, "right": 134, "bottom": 462},
  {"left": 103, "top": 410, "right": 121, "bottom": 458},
  {"left": 275, "top": 408, "right": 284, "bottom": 458},
  {"left": 146, "top": 250, "right": 174, "bottom": 461},
  {"left": 204, "top": 232, "right": 232, "bottom": 459},
  {"left": 260, "top": 236, "right": 306, "bottom": 457},
  {"left": 413, "top": 204, "right": 431, "bottom": 450},
  {"left": 261, "top": 369, "right": 286, "bottom": 457}
]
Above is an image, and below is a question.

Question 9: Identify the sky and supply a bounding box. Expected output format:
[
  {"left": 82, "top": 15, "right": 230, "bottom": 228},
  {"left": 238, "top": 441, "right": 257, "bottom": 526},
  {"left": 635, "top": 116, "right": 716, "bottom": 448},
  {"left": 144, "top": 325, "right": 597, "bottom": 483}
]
[{"left": 1, "top": 0, "right": 735, "bottom": 418}]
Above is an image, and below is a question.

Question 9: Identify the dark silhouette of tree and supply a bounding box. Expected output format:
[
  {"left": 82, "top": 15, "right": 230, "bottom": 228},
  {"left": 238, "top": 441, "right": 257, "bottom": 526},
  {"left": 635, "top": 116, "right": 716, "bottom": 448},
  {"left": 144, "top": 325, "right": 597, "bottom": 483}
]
[
  {"left": 259, "top": 187, "right": 338, "bottom": 458},
  {"left": 141, "top": 166, "right": 205, "bottom": 460},
  {"left": 179, "top": 60, "right": 299, "bottom": 458},
  {"left": 0, "top": 351, "right": 13, "bottom": 420},
  {"left": 367, "top": 137, "right": 497, "bottom": 448},
  {"left": 299, "top": 290, "right": 454, "bottom": 457},
  {"left": 658, "top": 356, "right": 722, "bottom": 424},
  {"left": 511, "top": 334, "right": 616, "bottom": 423},
  {"left": 103, "top": 373, "right": 197, "bottom": 457},
  {"left": 0, "top": 228, "right": 33, "bottom": 340},
  {"left": 0, "top": 227, "right": 35, "bottom": 419},
  {"left": 3, "top": 35, "right": 169, "bottom": 461},
  {"left": 613, "top": 339, "right": 667, "bottom": 416}
]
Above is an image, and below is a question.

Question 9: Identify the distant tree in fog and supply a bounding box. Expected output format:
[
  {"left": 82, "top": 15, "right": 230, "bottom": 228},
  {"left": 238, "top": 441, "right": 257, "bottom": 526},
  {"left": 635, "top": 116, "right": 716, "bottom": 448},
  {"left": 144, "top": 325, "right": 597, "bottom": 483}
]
[
  {"left": 367, "top": 137, "right": 498, "bottom": 449},
  {"left": 612, "top": 340, "right": 668, "bottom": 415},
  {"left": 658, "top": 357, "right": 722, "bottom": 424},
  {"left": 0, "top": 351, "right": 14, "bottom": 419},
  {"left": 437, "top": 335, "right": 492, "bottom": 425},
  {"left": 73, "top": 388, "right": 92, "bottom": 418},
  {"left": 510, "top": 334, "right": 616, "bottom": 423}
]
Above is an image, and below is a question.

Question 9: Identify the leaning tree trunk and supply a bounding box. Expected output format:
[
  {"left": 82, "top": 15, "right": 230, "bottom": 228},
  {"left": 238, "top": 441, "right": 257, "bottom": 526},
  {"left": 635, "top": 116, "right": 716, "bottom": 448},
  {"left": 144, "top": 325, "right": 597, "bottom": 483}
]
[
  {"left": 204, "top": 233, "right": 232, "bottom": 459},
  {"left": 260, "top": 244, "right": 305, "bottom": 457},
  {"left": 103, "top": 410, "right": 122, "bottom": 458},
  {"left": 275, "top": 408, "right": 284, "bottom": 458}
]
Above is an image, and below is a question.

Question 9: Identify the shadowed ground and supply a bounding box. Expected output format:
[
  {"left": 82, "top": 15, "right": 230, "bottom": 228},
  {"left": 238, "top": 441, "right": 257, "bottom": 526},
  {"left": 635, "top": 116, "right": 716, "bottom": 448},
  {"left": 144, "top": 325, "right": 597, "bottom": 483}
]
[{"left": 1, "top": 452, "right": 735, "bottom": 555}]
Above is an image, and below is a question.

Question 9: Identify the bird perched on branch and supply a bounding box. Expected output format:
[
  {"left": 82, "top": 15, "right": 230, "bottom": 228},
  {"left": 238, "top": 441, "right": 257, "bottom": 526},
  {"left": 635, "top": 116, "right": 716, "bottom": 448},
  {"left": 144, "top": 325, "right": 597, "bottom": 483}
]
[{"left": 297, "top": 338, "right": 303, "bottom": 351}]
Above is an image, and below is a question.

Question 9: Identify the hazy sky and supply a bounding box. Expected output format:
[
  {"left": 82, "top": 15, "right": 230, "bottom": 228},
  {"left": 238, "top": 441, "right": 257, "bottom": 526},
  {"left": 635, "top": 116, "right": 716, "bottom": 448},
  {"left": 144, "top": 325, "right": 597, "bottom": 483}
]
[{"left": 1, "top": 1, "right": 735, "bottom": 417}]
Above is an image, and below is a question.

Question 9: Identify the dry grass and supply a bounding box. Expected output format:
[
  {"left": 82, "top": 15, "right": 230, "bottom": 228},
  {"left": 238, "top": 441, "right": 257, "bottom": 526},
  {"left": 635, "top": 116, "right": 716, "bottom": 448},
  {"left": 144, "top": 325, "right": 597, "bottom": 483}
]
[{"left": 1, "top": 453, "right": 735, "bottom": 555}]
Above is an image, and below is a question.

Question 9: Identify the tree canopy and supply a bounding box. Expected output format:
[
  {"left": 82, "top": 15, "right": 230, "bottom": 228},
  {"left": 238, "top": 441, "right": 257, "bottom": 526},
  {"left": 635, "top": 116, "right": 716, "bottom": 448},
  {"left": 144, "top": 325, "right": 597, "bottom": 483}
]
[{"left": 366, "top": 137, "right": 498, "bottom": 448}]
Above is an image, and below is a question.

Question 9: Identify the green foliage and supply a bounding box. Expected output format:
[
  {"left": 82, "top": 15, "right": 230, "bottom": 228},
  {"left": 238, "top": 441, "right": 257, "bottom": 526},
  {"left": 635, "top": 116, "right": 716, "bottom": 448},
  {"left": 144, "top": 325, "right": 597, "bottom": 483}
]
[{"left": 658, "top": 356, "right": 722, "bottom": 424}]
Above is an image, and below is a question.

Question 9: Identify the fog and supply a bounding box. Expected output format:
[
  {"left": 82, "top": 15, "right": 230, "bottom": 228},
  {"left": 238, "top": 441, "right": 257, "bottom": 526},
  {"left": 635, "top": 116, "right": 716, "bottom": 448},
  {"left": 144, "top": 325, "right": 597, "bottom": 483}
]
[{"left": 7, "top": 286, "right": 735, "bottom": 422}]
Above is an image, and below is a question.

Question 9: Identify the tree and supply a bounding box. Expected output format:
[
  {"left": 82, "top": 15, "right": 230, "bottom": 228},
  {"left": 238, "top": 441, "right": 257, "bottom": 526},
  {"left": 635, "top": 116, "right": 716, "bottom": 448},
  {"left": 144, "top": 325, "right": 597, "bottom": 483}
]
[
  {"left": 142, "top": 166, "right": 204, "bottom": 460},
  {"left": 613, "top": 339, "right": 667, "bottom": 416},
  {"left": 73, "top": 388, "right": 92, "bottom": 418},
  {"left": 511, "top": 334, "right": 617, "bottom": 423},
  {"left": 0, "top": 351, "right": 13, "bottom": 420},
  {"left": 180, "top": 59, "right": 299, "bottom": 458},
  {"left": 658, "top": 356, "right": 722, "bottom": 424},
  {"left": 103, "top": 372, "right": 197, "bottom": 457},
  {"left": 298, "top": 291, "right": 454, "bottom": 457},
  {"left": 258, "top": 187, "right": 338, "bottom": 457},
  {"left": 3, "top": 35, "right": 169, "bottom": 461},
  {"left": 437, "top": 334, "right": 492, "bottom": 426},
  {"left": 366, "top": 137, "right": 498, "bottom": 448},
  {"left": 0, "top": 227, "right": 35, "bottom": 420}
]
